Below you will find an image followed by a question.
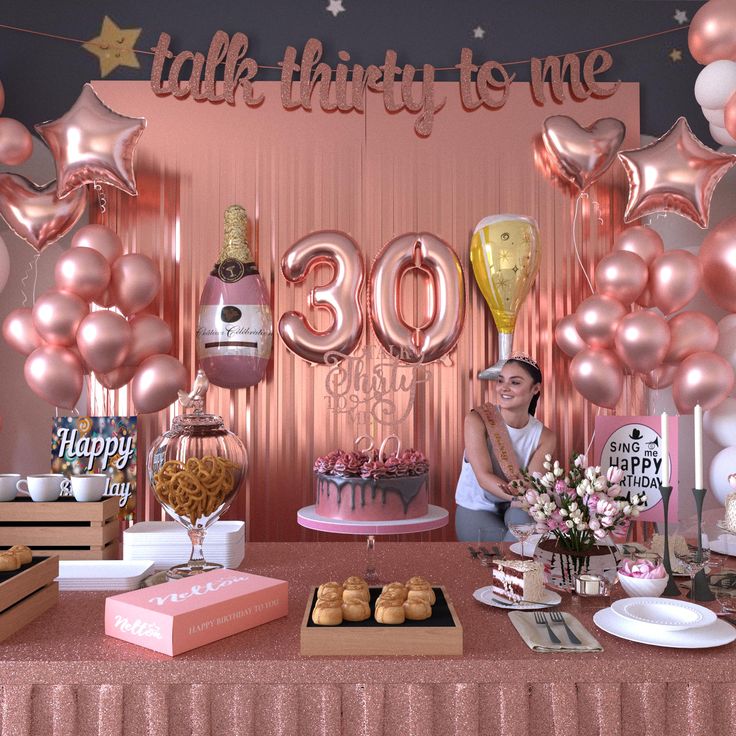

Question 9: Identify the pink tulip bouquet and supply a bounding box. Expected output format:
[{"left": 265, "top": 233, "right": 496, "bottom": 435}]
[{"left": 509, "top": 453, "right": 647, "bottom": 555}]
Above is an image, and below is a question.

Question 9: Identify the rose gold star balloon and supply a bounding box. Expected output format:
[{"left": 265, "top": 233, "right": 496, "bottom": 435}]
[
  {"left": 35, "top": 83, "right": 146, "bottom": 199},
  {"left": 618, "top": 117, "right": 736, "bottom": 229}
]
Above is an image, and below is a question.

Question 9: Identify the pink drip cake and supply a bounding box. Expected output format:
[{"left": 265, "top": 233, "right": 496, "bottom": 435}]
[{"left": 313, "top": 448, "right": 429, "bottom": 521}]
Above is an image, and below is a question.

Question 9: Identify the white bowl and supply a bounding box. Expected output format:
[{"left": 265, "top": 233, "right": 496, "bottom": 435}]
[{"left": 618, "top": 573, "right": 668, "bottom": 598}]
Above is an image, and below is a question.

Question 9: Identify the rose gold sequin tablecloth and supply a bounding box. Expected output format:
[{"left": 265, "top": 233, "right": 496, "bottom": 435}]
[{"left": 1, "top": 542, "right": 736, "bottom": 736}]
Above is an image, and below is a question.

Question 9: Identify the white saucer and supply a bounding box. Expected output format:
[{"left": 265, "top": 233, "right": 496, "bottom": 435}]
[
  {"left": 610, "top": 596, "right": 716, "bottom": 630},
  {"left": 509, "top": 535, "right": 541, "bottom": 557},
  {"left": 711, "top": 534, "right": 736, "bottom": 556},
  {"left": 593, "top": 607, "right": 736, "bottom": 649},
  {"left": 473, "top": 585, "right": 561, "bottom": 610}
]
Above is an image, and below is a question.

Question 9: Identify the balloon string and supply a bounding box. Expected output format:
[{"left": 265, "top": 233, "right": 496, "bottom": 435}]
[
  {"left": 20, "top": 254, "right": 41, "bottom": 308},
  {"left": 573, "top": 193, "right": 594, "bottom": 293},
  {"left": 93, "top": 181, "right": 107, "bottom": 214},
  {"left": 584, "top": 406, "right": 602, "bottom": 458}
]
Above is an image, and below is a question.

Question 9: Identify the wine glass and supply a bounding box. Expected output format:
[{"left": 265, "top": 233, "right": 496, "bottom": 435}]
[{"left": 508, "top": 522, "right": 537, "bottom": 558}]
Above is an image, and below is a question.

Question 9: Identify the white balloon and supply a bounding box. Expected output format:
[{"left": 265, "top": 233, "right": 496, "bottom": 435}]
[
  {"left": 709, "top": 446, "right": 736, "bottom": 504},
  {"left": 695, "top": 61, "right": 736, "bottom": 109},
  {"left": 710, "top": 123, "right": 736, "bottom": 147},
  {"left": 0, "top": 234, "right": 8, "bottom": 294},
  {"left": 703, "top": 106, "right": 726, "bottom": 126},
  {"left": 704, "top": 397, "right": 736, "bottom": 447},
  {"left": 720, "top": 314, "right": 736, "bottom": 333}
]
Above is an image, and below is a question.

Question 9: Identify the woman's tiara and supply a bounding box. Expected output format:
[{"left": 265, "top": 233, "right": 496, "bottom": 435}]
[{"left": 506, "top": 353, "right": 540, "bottom": 370}]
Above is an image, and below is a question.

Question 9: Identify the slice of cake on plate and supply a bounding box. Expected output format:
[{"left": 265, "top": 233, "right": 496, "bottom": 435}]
[{"left": 491, "top": 559, "right": 546, "bottom": 604}]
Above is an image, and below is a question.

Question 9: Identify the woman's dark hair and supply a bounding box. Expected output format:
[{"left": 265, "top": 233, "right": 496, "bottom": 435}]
[{"left": 505, "top": 358, "right": 542, "bottom": 416}]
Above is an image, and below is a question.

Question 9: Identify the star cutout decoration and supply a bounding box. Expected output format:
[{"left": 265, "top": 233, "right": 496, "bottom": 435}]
[
  {"left": 498, "top": 248, "right": 511, "bottom": 264},
  {"left": 473, "top": 25, "right": 486, "bottom": 39},
  {"left": 618, "top": 117, "right": 736, "bottom": 229},
  {"left": 669, "top": 48, "right": 683, "bottom": 63},
  {"left": 326, "top": 0, "right": 345, "bottom": 17},
  {"left": 673, "top": 9, "right": 688, "bottom": 25},
  {"left": 82, "top": 16, "right": 141, "bottom": 78}
]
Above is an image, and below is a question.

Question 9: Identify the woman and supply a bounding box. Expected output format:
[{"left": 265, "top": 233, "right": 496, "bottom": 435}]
[{"left": 455, "top": 354, "right": 556, "bottom": 542}]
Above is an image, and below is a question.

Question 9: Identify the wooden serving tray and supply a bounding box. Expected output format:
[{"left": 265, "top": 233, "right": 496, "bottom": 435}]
[
  {"left": 300, "top": 585, "right": 463, "bottom": 656},
  {"left": 0, "top": 555, "right": 59, "bottom": 643}
]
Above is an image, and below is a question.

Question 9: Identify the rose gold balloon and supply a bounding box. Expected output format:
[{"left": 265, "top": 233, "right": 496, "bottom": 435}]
[
  {"left": 614, "top": 226, "right": 664, "bottom": 266},
  {"left": 24, "top": 345, "right": 83, "bottom": 409},
  {"left": 35, "top": 84, "right": 146, "bottom": 199},
  {"left": 725, "top": 91, "right": 736, "bottom": 141},
  {"left": 0, "top": 173, "right": 86, "bottom": 253},
  {"left": 542, "top": 116, "right": 626, "bottom": 192},
  {"left": 618, "top": 117, "right": 736, "bottom": 229},
  {"left": 574, "top": 294, "right": 627, "bottom": 349},
  {"left": 0, "top": 81, "right": 5, "bottom": 114},
  {"left": 110, "top": 254, "right": 161, "bottom": 316},
  {"left": 614, "top": 311, "right": 670, "bottom": 374},
  {"left": 554, "top": 314, "right": 586, "bottom": 358},
  {"left": 673, "top": 351, "right": 735, "bottom": 414},
  {"left": 32, "top": 290, "right": 88, "bottom": 346},
  {"left": 699, "top": 215, "right": 736, "bottom": 312},
  {"left": 68, "top": 346, "right": 90, "bottom": 375},
  {"left": 96, "top": 366, "right": 136, "bottom": 390},
  {"left": 94, "top": 287, "right": 115, "bottom": 309},
  {"left": 2, "top": 307, "right": 42, "bottom": 355},
  {"left": 279, "top": 231, "right": 364, "bottom": 364},
  {"left": 689, "top": 0, "right": 736, "bottom": 64},
  {"left": 126, "top": 314, "right": 173, "bottom": 367},
  {"left": 54, "top": 247, "right": 111, "bottom": 302},
  {"left": 370, "top": 232, "right": 465, "bottom": 363},
  {"left": 569, "top": 348, "right": 624, "bottom": 409},
  {"left": 594, "top": 250, "right": 648, "bottom": 305},
  {"left": 643, "top": 363, "right": 678, "bottom": 390},
  {"left": 131, "top": 354, "right": 188, "bottom": 413},
  {"left": 71, "top": 224, "right": 123, "bottom": 264},
  {"left": 665, "top": 312, "right": 719, "bottom": 364},
  {"left": 0, "top": 118, "right": 33, "bottom": 166},
  {"left": 649, "top": 249, "right": 701, "bottom": 316},
  {"left": 76, "top": 311, "right": 132, "bottom": 374}
]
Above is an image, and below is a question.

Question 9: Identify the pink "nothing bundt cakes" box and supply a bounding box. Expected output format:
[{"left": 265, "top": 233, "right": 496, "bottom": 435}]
[{"left": 105, "top": 569, "right": 288, "bottom": 655}]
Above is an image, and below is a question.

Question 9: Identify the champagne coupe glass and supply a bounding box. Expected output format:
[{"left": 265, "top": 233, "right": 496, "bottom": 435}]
[
  {"left": 674, "top": 535, "right": 711, "bottom": 594},
  {"left": 508, "top": 522, "right": 537, "bottom": 558}
]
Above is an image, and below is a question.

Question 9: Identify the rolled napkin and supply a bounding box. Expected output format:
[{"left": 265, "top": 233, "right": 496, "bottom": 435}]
[
  {"left": 618, "top": 558, "right": 666, "bottom": 579},
  {"left": 508, "top": 611, "right": 603, "bottom": 653}
]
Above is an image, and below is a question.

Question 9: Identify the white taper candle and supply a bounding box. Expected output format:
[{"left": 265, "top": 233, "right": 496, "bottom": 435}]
[
  {"left": 694, "top": 403, "right": 704, "bottom": 490},
  {"left": 661, "top": 411, "right": 669, "bottom": 486}
]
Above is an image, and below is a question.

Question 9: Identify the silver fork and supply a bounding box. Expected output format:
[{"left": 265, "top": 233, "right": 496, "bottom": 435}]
[
  {"left": 548, "top": 611, "right": 582, "bottom": 645},
  {"left": 533, "top": 611, "right": 561, "bottom": 644}
]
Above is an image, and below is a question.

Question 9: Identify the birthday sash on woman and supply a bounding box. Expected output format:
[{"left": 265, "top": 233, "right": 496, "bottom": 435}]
[{"left": 472, "top": 403, "right": 521, "bottom": 483}]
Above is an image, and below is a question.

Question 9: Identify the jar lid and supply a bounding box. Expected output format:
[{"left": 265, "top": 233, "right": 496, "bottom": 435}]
[{"left": 171, "top": 413, "right": 224, "bottom": 431}]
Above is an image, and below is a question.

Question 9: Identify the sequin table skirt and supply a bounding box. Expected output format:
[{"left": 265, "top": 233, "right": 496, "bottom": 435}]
[{"left": 1, "top": 542, "right": 735, "bottom": 736}]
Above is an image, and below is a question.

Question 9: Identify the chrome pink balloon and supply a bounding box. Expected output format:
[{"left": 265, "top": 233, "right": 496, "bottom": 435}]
[
  {"left": 71, "top": 224, "right": 123, "bottom": 264},
  {"left": 131, "top": 354, "right": 188, "bottom": 414},
  {"left": 649, "top": 249, "right": 701, "bottom": 316},
  {"left": 569, "top": 348, "right": 624, "bottom": 409},
  {"left": 125, "top": 314, "right": 173, "bottom": 367},
  {"left": 110, "top": 254, "right": 161, "bottom": 316},
  {"left": 54, "top": 247, "right": 111, "bottom": 302},
  {"left": 76, "top": 311, "right": 132, "bottom": 374},
  {"left": 574, "top": 294, "right": 627, "bottom": 349},
  {"left": 689, "top": 0, "right": 736, "bottom": 64},
  {"left": 35, "top": 84, "right": 146, "bottom": 199},
  {"left": 554, "top": 314, "right": 586, "bottom": 358},
  {"left": 664, "top": 312, "right": 719, "bottom": 364},
  {"left": 614, "top": 226, "right": 664, "bottom": 266},
  {"left": 371, "top": 232, "right": 465, "bottom": 364},
  {"left": 614, "top": 311, "right": 670, "bottom": 374},
  {"left": 0, "top": 118, "right": 33, "bottom": 166},
  {"left": 699, "top": 216, "right": 736, "bottom": 312},
  {"left": 279, "top": 231, "right": 364, "bottom": 364},
  {"left": 0, "top": 174, "right": 86, "bottom": 253},
  {"left": 643, "top": 363, "right": 678, "bottom": 390},
  {"left": 673, "top": 351, "right": 735, "bottom": 414},
  {"left": 32, "top": 290, "right": 88, "bottom": 346},
  {"left": 0, "top": 81, "right": 5, "bottom": 114},
  {"left": 542, "top": 116, "right": 626, "bottom": 192},
  {"left": 2, "top": 307, "right": 42, "bottom": 355},
  {"left": 95, "top": 287, "right": 115, "bottom": 309},
  {"left": 96, "top": 366, "right": 136, "bottom": 390},
  {"left": 24, "top": 345, "right": 83, "bottom": 409},
  {"left": 618, "top": 117, "right": 736, "bottom": 229},
  {"left": 594, "top": 250, "right": 648, "bottom": 305}
]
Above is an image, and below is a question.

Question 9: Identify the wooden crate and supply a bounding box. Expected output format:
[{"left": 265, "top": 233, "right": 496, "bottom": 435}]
[
  {"left": 0, "top": 497, "right": 120, "bottom": 560},
  {"left": 0, "top": 555, "right": 59, "bottom": 643},
  {"left": 300, "top": 585, "right": 463, "bottom": 656}
]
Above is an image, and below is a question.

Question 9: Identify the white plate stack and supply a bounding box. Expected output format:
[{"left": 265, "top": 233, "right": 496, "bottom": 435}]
[
  {"left": 56, "top": 560, "right": 156, "bottom": 591},
  {"left": 123, "top": 520, "right": 245, "bottom": 571}
]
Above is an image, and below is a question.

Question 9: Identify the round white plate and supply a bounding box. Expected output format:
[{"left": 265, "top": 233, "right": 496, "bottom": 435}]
[
  {"left": 610, "top": 596, "right": 717, "bottom": 630},
  {"left": 594, "top": 607, "right": 736, "bottom": 649},
  {"left": 711, "top": 534, "right": 736, "bottom": 556},
  {"left": 473, "top": 585, "right": 561, "bottom": 610}
]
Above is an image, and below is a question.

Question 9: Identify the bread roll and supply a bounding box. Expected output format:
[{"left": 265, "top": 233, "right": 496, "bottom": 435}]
[
  {"left": 404, "top": 598, "right": 432, "bottom": 621},
  {"left": 375, "top": 592, "right": 404, "bottom": 608},
  {"left": 381, "top": 582, "right": 408, "bottom": 601},
  {"left": 0, "top": 553, "right": 20, "bottom": 572},
  {"left": 343, "top": 576, "right": 368, "bottom": 589},
  {"left": 9, "top": 545, "right": 31, "bottom": 565},
  {"left": 343, "top": 584, "right": 370, "bottom": 603},
  {"left": 407, "top": 581, "right": 436, "bottom": 605},
  {"left": 317, "top": 588, "right": 341, "bottom": 603},
  {"left": 375, "top": 602, "right": 405, "bottom": 624},
  {"left": 312, "top": 600, "right": 343, "bottom": 625},
  {"left": 317, "top": 581, "right": 343, "bottom": 599},
  {"left": 405, "top": 576, "right": 429, "bottom": 587},
  {"left": 342, "top": 599, "right": 371, "bottom": 622}
]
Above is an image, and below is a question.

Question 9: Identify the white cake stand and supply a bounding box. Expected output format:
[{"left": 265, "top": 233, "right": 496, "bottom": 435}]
[{"left": 297, "top": 504, "right": 449, "bottom": 582}]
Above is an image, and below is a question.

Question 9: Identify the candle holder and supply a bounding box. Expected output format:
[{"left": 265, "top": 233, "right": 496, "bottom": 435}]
[
  {"left": 689, "top": 487, "right": 715, "bottom": 602},
  {"left": 659, "top": 485, "right": 681, "bottom": 597}
]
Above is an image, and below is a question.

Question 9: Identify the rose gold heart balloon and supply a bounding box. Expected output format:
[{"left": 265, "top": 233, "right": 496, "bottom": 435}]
[
  {"left": 0, "top": 174, "right": 86, "bottom": 252},
  {"left": 542, "top": 116, "right": 626, "bottom": 192}
]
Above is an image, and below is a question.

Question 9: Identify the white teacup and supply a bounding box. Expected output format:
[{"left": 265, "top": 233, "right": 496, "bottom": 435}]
[
  {"left": 0, "top": 474, "right": 21, "bottom": 502},
  {"left": 70, "top": 474, "right": 107, "bottom": 503},
  {"left": 16, "top": 474, "right": 64, "bottom": 502}
]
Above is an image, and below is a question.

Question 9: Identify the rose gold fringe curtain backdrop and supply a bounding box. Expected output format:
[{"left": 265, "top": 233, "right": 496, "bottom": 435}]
[{"left": 90, "top": 81, "right": 642, "bottom": 541}]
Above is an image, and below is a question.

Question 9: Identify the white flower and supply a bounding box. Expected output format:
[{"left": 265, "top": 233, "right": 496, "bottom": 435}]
[
  {"left": 543, "top": 461, "right": 552, "bottom": 471},
  {"left": 539, "top": 493, "right": 550, "bottom": 505},
  {"left": 565, "top": 520, "right": 574, "bottom": 528},
  {"left": 589, "top": 519, "right": 601, "bottom": 531},
  {"left": 575, "top": 454, "right": 587, "bottom": 468},
  {"left": 554, "top": 466, "right": 564, "bottom": 478},
  {"left": 622, "top": 504, "right": 632, "bottom": 515},
  {"left": 594, "top": 528, "right": 607, "bottom": 539},
  {"left": 544, "top": 453, "right": 553, "bottom": 462},
  {"left": 560, "top": 508, "right": 568, "bottom": 517},
  {"left": 606, "top": 466, "right": 624, "bottom": 484}
]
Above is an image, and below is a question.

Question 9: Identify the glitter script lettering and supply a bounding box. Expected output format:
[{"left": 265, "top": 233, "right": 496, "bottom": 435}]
[
  {"left": 148, "top": 575, "right": 250, "bottom": 606},
  {"left": 114, "top": 615, "right": 163, "bottom": 639}
]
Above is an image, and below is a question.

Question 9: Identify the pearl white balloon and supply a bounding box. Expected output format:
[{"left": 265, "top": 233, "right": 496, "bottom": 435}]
[
  {"left": 720, "top": 314, "right": 736, "bottom": 334},
  {"left": 695, "top": 61, "right": 736, "bottom": 109},
  {"left": 0, "top": 234, "right": 8, "bottom": 294},
  {"left": 703, "top": 107, "right": 726, "bottom": 126},
  {"left": 710, "top": 122, "right": 736, "bottom": 146},
  {"left": 704, "top": 397, "right": 736, "bottom": 447},
  {"left": 709, "top": 446, "right": 736, "bottom": 504}
]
